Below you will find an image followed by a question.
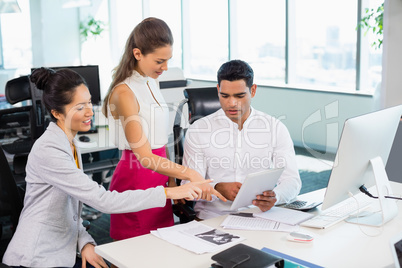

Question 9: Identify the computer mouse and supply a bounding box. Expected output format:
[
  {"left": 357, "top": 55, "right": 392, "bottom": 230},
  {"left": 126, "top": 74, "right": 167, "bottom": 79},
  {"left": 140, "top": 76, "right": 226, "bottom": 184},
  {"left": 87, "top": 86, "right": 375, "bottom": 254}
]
[
  {"left": 79, "top": 135, "right": 90, "bottom": 142},
  {"left": 287, "top": 232, "right": 314, "bottom": 243}
]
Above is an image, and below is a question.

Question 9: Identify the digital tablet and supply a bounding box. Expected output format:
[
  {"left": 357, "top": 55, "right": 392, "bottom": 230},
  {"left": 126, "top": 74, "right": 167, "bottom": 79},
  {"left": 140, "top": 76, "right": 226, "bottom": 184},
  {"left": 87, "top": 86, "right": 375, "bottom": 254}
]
[
  {"left": 390, "top": 231, "right": 402, "bottom": 268},
  {"left": 229, "top": 168, "right": 284, "bottom": 211}
]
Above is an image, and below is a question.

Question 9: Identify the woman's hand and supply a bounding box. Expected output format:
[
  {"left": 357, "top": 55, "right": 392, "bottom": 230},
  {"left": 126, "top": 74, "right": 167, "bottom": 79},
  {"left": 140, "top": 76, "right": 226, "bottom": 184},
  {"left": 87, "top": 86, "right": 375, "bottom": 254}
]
[
  {"left": 196, "top": 182, "right": 227, "bottom": 202},
  {"left": 81, "top": 243, "right": 109, "bottom": 268},
  {"left": 185, "top": 169, "right": 227, "bottom": 202},
  {"left": 166, "top": 179, "right": 220, "bottom": 200},
  {"left": 165, "top": 180, "right": 203, "bottom": 200}
]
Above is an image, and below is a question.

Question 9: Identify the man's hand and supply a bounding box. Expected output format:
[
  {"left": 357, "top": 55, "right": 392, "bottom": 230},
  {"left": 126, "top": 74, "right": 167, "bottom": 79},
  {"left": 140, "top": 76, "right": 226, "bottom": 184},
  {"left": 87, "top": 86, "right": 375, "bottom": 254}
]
[
  {"left": 253, "top": 190, "right": 277, "bottom": 212},
  {"left": 215, "top": 182, "right": 242, "bottom": 201},
  {"left": 80, "top": 243, "right": 108, "bottom": 268}
]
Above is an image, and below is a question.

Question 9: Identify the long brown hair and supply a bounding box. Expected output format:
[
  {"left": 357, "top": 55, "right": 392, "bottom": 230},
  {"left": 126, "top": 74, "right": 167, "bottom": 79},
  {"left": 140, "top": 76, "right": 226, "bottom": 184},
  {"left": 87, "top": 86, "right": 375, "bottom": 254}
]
[{"left": 102, "top": 17, "right": 173, "bottom": 116}]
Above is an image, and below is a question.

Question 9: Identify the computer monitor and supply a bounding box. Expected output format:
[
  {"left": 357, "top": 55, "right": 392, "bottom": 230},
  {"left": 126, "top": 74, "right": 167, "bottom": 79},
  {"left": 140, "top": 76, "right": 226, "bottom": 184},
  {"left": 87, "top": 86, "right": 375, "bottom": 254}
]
[
  {"left": 31, "top": 65, "right": 102, "bottom": 105},
  {"left": 321, "top": 104, "right": 402, "bottom": 226},
  {"left": 31, "top": 65, "right": 101, "bottom": 134}
]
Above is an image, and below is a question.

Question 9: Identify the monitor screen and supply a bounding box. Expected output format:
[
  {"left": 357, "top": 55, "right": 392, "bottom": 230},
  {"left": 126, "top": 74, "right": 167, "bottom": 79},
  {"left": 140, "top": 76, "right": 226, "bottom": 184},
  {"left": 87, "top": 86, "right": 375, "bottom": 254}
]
[
  {"left": 321, "top": 105, "right": 402, "bottom": 211},
  {"left": 31, "top": 65, "right": 102, "bottom": 105}
]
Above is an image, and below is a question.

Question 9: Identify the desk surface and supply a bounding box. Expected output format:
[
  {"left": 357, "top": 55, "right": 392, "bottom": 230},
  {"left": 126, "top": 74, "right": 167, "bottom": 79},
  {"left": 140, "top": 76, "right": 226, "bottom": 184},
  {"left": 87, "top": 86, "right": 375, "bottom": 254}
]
[
  {"left": 95, "top": 181, "right": 402, "bottom": 268},
  {"left": 76, "top": 127, "right": 117, "bottom": 154}
]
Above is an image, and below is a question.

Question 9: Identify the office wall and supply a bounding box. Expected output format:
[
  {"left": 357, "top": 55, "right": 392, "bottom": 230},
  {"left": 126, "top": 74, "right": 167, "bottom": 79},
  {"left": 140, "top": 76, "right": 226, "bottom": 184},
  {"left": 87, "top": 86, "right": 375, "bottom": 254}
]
[
  {"left": 30, "top": 0, "right": 112, "bottom": 96},
  {"left": 381, "top": 0, "right": 402, "bottom": 108},
  {"left": 30, "top": 0, "right": 81, "bottom": 67},
  {"left": 383, "top": 0, "right": 402, "bottom": 182}
]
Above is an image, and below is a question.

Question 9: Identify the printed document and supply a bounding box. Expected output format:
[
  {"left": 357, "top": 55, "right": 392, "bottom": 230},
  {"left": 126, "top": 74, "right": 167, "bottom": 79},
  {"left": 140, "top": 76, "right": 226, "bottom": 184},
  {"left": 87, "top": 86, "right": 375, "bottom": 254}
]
[{"left": 151, "top": 221, "right": 245, "bottom": 254}]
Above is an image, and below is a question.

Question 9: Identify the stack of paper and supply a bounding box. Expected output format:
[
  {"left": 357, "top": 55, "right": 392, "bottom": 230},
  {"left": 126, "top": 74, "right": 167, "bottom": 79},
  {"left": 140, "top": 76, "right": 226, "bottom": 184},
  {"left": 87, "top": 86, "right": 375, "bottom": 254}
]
[
  {"left": 151, "top": 221, "right": 245, "bottom": 254},
  {"left": 220, "top": 215, "right": 299, "bottom": 232},
  {"left": 254, "top": 207, "right": 314, "bottom": 225}
]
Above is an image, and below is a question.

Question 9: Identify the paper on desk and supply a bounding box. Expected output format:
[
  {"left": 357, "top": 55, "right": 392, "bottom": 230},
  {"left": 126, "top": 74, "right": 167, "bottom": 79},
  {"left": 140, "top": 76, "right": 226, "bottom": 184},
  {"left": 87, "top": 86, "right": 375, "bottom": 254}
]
[
  {"left": 254, "top": 207, "right": 314, "bottom": 225},
  {"left": 151, "top": 221, "right": 245, "bottom": 254},
  {"left": 221, "top": 215, "right": 299, "bottom": 232}
]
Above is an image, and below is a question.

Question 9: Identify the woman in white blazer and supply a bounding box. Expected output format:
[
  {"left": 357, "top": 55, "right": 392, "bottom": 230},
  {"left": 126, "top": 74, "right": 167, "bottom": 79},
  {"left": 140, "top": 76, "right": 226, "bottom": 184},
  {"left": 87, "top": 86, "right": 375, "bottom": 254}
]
[{"left": 2, "top": 67, "right": 208, "bottom": 268}]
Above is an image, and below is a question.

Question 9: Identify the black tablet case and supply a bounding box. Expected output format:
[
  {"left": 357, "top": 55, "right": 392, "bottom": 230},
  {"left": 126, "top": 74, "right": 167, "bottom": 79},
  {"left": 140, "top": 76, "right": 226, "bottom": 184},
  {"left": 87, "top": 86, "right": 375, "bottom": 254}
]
[{"left": 211, "top": 243, "right": 284, "bottom": 268}]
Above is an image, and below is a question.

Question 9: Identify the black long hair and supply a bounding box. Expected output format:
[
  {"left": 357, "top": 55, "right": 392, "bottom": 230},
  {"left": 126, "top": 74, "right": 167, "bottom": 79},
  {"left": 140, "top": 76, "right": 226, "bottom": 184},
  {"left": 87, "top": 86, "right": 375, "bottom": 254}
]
[{"left": 30, "top": 67, "right": 87, "bottom": 122}]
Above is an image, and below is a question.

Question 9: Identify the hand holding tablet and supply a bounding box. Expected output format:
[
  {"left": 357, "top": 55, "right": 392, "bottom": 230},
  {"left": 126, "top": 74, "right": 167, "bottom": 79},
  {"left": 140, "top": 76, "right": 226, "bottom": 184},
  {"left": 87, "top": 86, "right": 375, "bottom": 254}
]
[
  {"left": 228, "top": 168, "right": 284, "bottom": 211},
  {"left": 252, "top": 190, "right": 277, "bottom": 212}
]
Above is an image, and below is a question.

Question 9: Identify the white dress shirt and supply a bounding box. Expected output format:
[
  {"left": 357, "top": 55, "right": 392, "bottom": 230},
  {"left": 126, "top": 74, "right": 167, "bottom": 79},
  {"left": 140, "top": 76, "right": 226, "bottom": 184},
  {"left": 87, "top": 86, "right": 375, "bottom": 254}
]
[{"left": 182, "top": 107, "right": 301, "bottom": 219}]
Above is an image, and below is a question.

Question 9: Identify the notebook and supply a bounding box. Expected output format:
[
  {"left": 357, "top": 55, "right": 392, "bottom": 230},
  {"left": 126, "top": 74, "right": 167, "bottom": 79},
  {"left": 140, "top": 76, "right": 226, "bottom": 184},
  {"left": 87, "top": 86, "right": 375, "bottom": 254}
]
[{"left": 390, "top": 231, "right": 402, "bottom": 268}]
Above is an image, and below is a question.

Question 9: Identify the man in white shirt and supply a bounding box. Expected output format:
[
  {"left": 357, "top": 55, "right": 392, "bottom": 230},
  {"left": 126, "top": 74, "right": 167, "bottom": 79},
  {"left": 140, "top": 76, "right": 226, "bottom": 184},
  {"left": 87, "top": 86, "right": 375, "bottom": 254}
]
[{"left": 182, "top": 60, "right": 301, "bottom": 220}]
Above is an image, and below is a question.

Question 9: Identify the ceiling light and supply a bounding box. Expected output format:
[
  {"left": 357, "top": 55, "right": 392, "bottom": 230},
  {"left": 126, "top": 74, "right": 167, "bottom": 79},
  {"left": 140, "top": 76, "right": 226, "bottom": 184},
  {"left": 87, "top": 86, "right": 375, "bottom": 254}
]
[{"left": 0, "top": 0, "right": 21, "bottom": 14}]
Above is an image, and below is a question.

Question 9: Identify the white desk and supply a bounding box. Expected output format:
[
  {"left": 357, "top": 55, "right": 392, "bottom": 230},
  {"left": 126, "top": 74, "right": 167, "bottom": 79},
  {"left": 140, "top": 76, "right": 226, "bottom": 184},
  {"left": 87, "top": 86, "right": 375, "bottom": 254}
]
[
  {"left": 95, "top": 181, "right": 402, "bottom": 268},
  {"left": 76, "top": 126, "right": 117, "bottom": 155}
]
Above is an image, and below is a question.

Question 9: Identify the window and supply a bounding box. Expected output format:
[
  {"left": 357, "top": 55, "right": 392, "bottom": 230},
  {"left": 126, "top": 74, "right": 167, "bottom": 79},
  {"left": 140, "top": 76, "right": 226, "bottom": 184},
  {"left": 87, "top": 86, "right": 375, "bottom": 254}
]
[
  {"left": 291, "top": 0, "right": 358, "bottom": 90},
  {"left": 172, "top": 0, "right": 382, "bottom": 92},
  {"left": 182, "top": 0, "right": 228, "bottom": 80},
  {"left": 147, "top": 0, "right": 182, "bottom": 68},
  {"left": 360, "top": 0, "right": 383, "bottom": 92},
  {"left": 112, "top": 0, "right": 142, "bottom": 62},
  {"left": 230, "top": 0, "right": 286, "bottom": 84},
  {"left": 0, "top": 0, "right": 383, "bottom": 94},
  {"left": 0, "top": 0, "right": 32, "bottom": 71}
]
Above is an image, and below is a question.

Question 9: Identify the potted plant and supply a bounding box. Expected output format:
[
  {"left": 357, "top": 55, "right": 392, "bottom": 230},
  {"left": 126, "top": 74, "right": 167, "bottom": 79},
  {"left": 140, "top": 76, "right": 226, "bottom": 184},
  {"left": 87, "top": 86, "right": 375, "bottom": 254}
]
[
  {"left": 79, "top": 16, "right": 107, "bottom": 64},
  {"left": 358, "top": 2, "right": 384, "bottom": 49},
  {"left": 79, "top": 15, "right": 106, "bottom": 42}
]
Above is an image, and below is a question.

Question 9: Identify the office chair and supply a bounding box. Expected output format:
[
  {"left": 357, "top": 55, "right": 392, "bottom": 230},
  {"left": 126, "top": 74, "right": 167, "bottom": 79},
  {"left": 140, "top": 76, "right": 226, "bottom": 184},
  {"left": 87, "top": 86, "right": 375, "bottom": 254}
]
[
  {"left": 5, "top": 75, "right": 47, "bottom": 144},
  {"left": 0, "top": 146, "right": 24, "bottom": 240},
  {"left": 2, "top": 75, "right": 48, "bottom": 188},
  {"left": 5, "top": 76, "right": 118, "bottom": 221},
  {"left": 172, "top": 87, "right": 221, "bottom": 223}
]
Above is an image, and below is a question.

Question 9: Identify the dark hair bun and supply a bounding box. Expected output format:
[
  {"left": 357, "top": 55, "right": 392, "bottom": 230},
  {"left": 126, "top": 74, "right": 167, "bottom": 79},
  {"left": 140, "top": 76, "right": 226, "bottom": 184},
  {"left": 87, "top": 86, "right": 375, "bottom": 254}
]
[{"left": 30, "top": 67, "right": 56, "bottom": 90}]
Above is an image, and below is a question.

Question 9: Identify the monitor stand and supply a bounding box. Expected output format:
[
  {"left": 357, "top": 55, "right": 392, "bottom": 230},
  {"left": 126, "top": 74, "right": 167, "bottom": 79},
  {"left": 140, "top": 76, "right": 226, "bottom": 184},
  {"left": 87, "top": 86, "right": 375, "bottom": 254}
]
[{"left": 346, "top": 156, "right": 398, "bottom": 226}]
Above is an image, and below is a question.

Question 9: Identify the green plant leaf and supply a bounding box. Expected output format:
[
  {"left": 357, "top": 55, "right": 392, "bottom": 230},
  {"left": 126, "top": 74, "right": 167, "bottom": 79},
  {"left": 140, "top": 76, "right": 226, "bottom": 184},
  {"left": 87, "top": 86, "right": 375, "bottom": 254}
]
[
  {"left": 358, "top": 2, "right": 383, "bottom": 50},
  {"left": 79, "top": 16, "right": 107, "bottom": 42}
]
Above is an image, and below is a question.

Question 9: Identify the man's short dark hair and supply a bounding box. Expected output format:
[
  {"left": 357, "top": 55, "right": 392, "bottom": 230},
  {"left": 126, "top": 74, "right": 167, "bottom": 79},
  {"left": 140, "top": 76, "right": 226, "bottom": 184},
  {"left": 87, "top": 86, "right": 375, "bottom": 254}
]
[{"left": 217, "top": 60, "right": 254, "bottom": 88}]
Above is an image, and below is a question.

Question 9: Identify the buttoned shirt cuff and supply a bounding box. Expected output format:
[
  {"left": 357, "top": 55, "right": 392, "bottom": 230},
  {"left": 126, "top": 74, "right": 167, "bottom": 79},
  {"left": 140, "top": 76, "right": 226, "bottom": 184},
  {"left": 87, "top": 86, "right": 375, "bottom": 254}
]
[{"left": 273, "top": 190, "right": 282, "bottom": 205}]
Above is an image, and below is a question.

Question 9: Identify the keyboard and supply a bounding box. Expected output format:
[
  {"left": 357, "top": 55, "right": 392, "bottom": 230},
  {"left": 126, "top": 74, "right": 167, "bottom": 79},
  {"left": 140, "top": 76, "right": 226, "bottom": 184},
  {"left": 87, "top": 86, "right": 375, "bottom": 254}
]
[
  {"left": 283, "top": 200, "right": 323, "bottom": 211},
  {"left": 300, "top": 197, "right": 372, "bottom": 229},
  {"left": 284, "top": 200, "right": 307, "bottom": 209}
]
